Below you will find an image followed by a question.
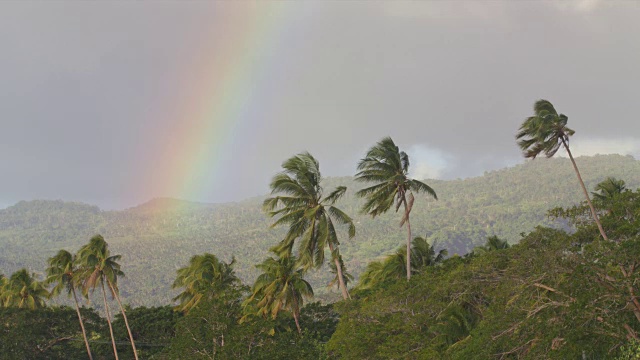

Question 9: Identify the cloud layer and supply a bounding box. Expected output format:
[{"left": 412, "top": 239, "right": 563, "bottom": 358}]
[{"left": 0, "top": 2, "right": 638, "bottom": 208}]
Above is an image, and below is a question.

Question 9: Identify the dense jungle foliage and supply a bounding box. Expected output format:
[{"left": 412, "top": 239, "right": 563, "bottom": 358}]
[
  {"left": 2, "top": 180, "right": 640, "bottom": 359},
  {"left": 1, "top": 154, "right": 638, "bottom": 307}
]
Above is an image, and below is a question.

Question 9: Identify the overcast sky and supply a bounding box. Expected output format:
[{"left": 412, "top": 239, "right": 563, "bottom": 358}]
[{"left": 1, "top": 1, "right": 638, "bottom": 209}]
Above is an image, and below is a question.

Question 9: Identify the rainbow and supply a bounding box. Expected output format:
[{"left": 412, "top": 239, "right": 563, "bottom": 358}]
[{"left": 145, "top": 3, "right": 295, "bottom": 204}]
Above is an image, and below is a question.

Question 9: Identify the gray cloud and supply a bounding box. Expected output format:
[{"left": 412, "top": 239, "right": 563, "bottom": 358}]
[{"left": 0, "top": 1, "right": 638, "bottom": 209}]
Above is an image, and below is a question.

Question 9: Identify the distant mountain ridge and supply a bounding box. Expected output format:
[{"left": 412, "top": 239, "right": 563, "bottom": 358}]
[{"left": 1, "top": 154, "right": 639, "bottom": 306}]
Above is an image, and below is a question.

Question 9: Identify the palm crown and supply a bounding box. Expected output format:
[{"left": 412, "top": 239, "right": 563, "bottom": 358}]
[
  {"left": 516, "top": 99, "right": 608, "bottom": 242},
  {"left": 516, "top": 100, "right": 575, "bottom": 159},
  {"left": 356, "top": 137, "right": 437, "bottom": 219},
  {"left": 3, "top": 269, "right": 49, "bottom": 309},
  {"left": 355, "top": 136, "right": 437, "bottom": 280},
  {"left": 263, "top": 152, "right": 355, "bottom": 299},
  {"left": 593, "top": 177, "right": 626, "bottom": 202},
  {"left": 77, "top": 235, "right": 124, "bottom": 296},
  {"left": 246, "top": 253, "right": 313, "bottom": 333},
  {"left": 172, "top": 253, "right": 239, "bottom": 313},
  {"left": 46, "top": 250, "right": 80, "bottom": 298}
]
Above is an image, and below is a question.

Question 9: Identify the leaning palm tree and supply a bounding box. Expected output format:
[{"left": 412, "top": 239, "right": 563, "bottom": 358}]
[
  {"left": 264, "top": 152, "right": 355, "bottom": 300},
  {"left": 77, "top": 235, "right": 138, "bottom": 360},
  {"left": 516, "top": 99, "right": 609, "bottom": 241},
  {"left": 3, "top": 269, "right": 49, "bottom": 309},
  {"left": 245, "top": 253, "right": 313, "bottom": 334},
  {"left": 172, "top": 253, "right": 240, "bottom": 313},
  {"left": 355, "top": 137, "right": 438, "bottom": 280},
  {"left": 46, "top": 250, "right": 93, "bottom": 360}
]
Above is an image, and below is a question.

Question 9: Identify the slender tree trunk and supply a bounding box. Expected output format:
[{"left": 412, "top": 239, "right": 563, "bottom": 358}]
[
  {"left": 328, "top": 243, "right": 350, "bottom": 300},
  {"left": 561, "top": 139, "right": 609, "bottom": 241},
  {"left": 292, "top": 290, "right": 302, "bottom": 334},
  {"left": 108, "top": 280, "right": 139, "bottom": 360},
  {"left": 403, "top": 194, "right": 412, "bottom": 281},
  {"left": 406, "top": 215, "right": 412, "bottom": 281},
  {"left": 71, "top": 286, "right": 93, "bottom": 360},
  {"left": 101, "top": 280, "right": 119, "bottom": 360},
  {"left": 293, "top": 311, "right": 302, "bottom": 334}
]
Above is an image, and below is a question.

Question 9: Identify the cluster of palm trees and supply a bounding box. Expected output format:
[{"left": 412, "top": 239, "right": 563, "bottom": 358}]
[
  {"left": 0, "top": 235, "right": 139, "bottom": 360},
  {"left": 2, "top": 99, "right": 614, "bottom": 347},
  {"left": 231, "top": 137, "right": 440, "bottom": 333},
  {"left": 236, "top": 98, "right": 613, "bottom": 333},
  {"left": 0, "top": 268, "right": 49, "bottom": 310}
]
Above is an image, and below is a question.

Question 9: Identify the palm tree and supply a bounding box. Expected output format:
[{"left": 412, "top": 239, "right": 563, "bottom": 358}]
[
  {"left": 263, "top": 152, "right": 356, "bottom": 300},
  {"left": 355, "top": 136, "right": 438, "bottom": 280},
  {"left": 355, "top": 261, "right": 386, "bottom": 291},
  {"left": 46, "top": 250, "right": 93, "bottom": 360},
  {"left": 77, "top": 235, "right": 137, "bottom": 360},
  {"left": 246, "top": 253, "right": 313, "bottom": 334},
  {"left": 356, "top": 236, "right": 446, "bottom": 291},
  {"left": 593, "top": 177, "right": 626, "bottom": 202},
  {"left": 472, "top": 235, "right": 510, "bottom": 255},
  {"left": 3, "top": 269, "right": 49, "bottom": 309},
  {"left": 172, "top": 253, "right": 240, "bottom": 313},
  {"left": 328, "top": 254, "right": 354, "bottom": 296},
  {"left": 410, "top": 236, "right": 447, "bottom": 271},
  {"left": 516, "top": 99, "right": 609, "bottom": 241},
  {"left": 384, "top": 237, "right": 447, "bottom": 279}
]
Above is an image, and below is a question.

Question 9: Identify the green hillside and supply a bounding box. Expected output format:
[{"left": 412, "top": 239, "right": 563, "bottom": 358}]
[{"left": 1, "top": 154, "right": 638, "bottom": 307}]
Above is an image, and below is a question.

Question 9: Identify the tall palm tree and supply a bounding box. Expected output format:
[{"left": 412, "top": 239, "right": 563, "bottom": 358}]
[
  {"left": 264, "top": 152, "right": 355, "bottom": 300},
  {"left": 516, "top": 99, "right": 609, "bottom": 241},
  {"left": 3, "top": 269, "right": 49, "bottom": 309},
  {"left": 246, "top": 253, "right": 313, "bottom": 334},
  {"left": 355, "top": 136, "right": 438, "bottom": 280},
  {"left": 46, "top": 250, "right": 93, "bottom": 360},
  {"left": 172, "top": 253, "right": 240, "bottom": 313},
  {"left": 77, "top": 235, "right": 137, "bottom": 360}
]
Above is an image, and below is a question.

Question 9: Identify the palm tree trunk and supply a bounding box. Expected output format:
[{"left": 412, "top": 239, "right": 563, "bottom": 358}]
[
  {"left": 328, "top": 243, "right": 350, "bottom": 300},
  {"left": 403, "top": 194, "right": 412, "bottom": 281},
  {"left": 71, "top": 286, "right": 93, "bottom": 360},
  {"left": 291, "top": 290, "right": 302, "bottom": 334},
  {"left": 108, "top": 280, "right": 139, "bottom": 360},
  {"left": 293, "top": 310, "right": 302, "bottom": 334},
  {"left": 561, "top": 139, "right": 609, "bottom": 241},
  {"left": 101, "top": 280, "right": 119, "bottom": 360}
]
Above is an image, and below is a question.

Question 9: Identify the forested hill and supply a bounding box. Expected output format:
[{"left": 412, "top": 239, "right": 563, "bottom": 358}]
[{"left": 1, "top": 154, "right": 639, "bottom": 307}]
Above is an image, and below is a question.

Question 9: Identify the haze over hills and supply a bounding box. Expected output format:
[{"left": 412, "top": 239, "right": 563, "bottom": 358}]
[{"left": 1, "top": 154, "right": 638, "bottom": 307}]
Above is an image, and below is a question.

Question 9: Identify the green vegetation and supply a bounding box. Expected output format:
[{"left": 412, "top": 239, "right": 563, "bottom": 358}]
[
  {"left": 245, "top": 253, "right": 314, "bottom": 334},
  {"left": 264, "top": 152, "right": 355, "bottom": 300},
  {"left": 1, "top": 155, "right": 639, "bottom": 308},
  {"left": 517, "top": 99, "right": 608, "bottom": 241},
  {"left": 3, "top": 181, "right": 640, "bottom": 358},
  {"left": 45, "top": 249, "right": 94, "bottom": 359},
  {"left": 355, "top": 136, "right": 438, "bottom": 280},
  {"left": 171, "top": 253, "right": 240, "bottom": 313},
  {"left": 2, "top": 105, "right": 640, "bottom": 358}
]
